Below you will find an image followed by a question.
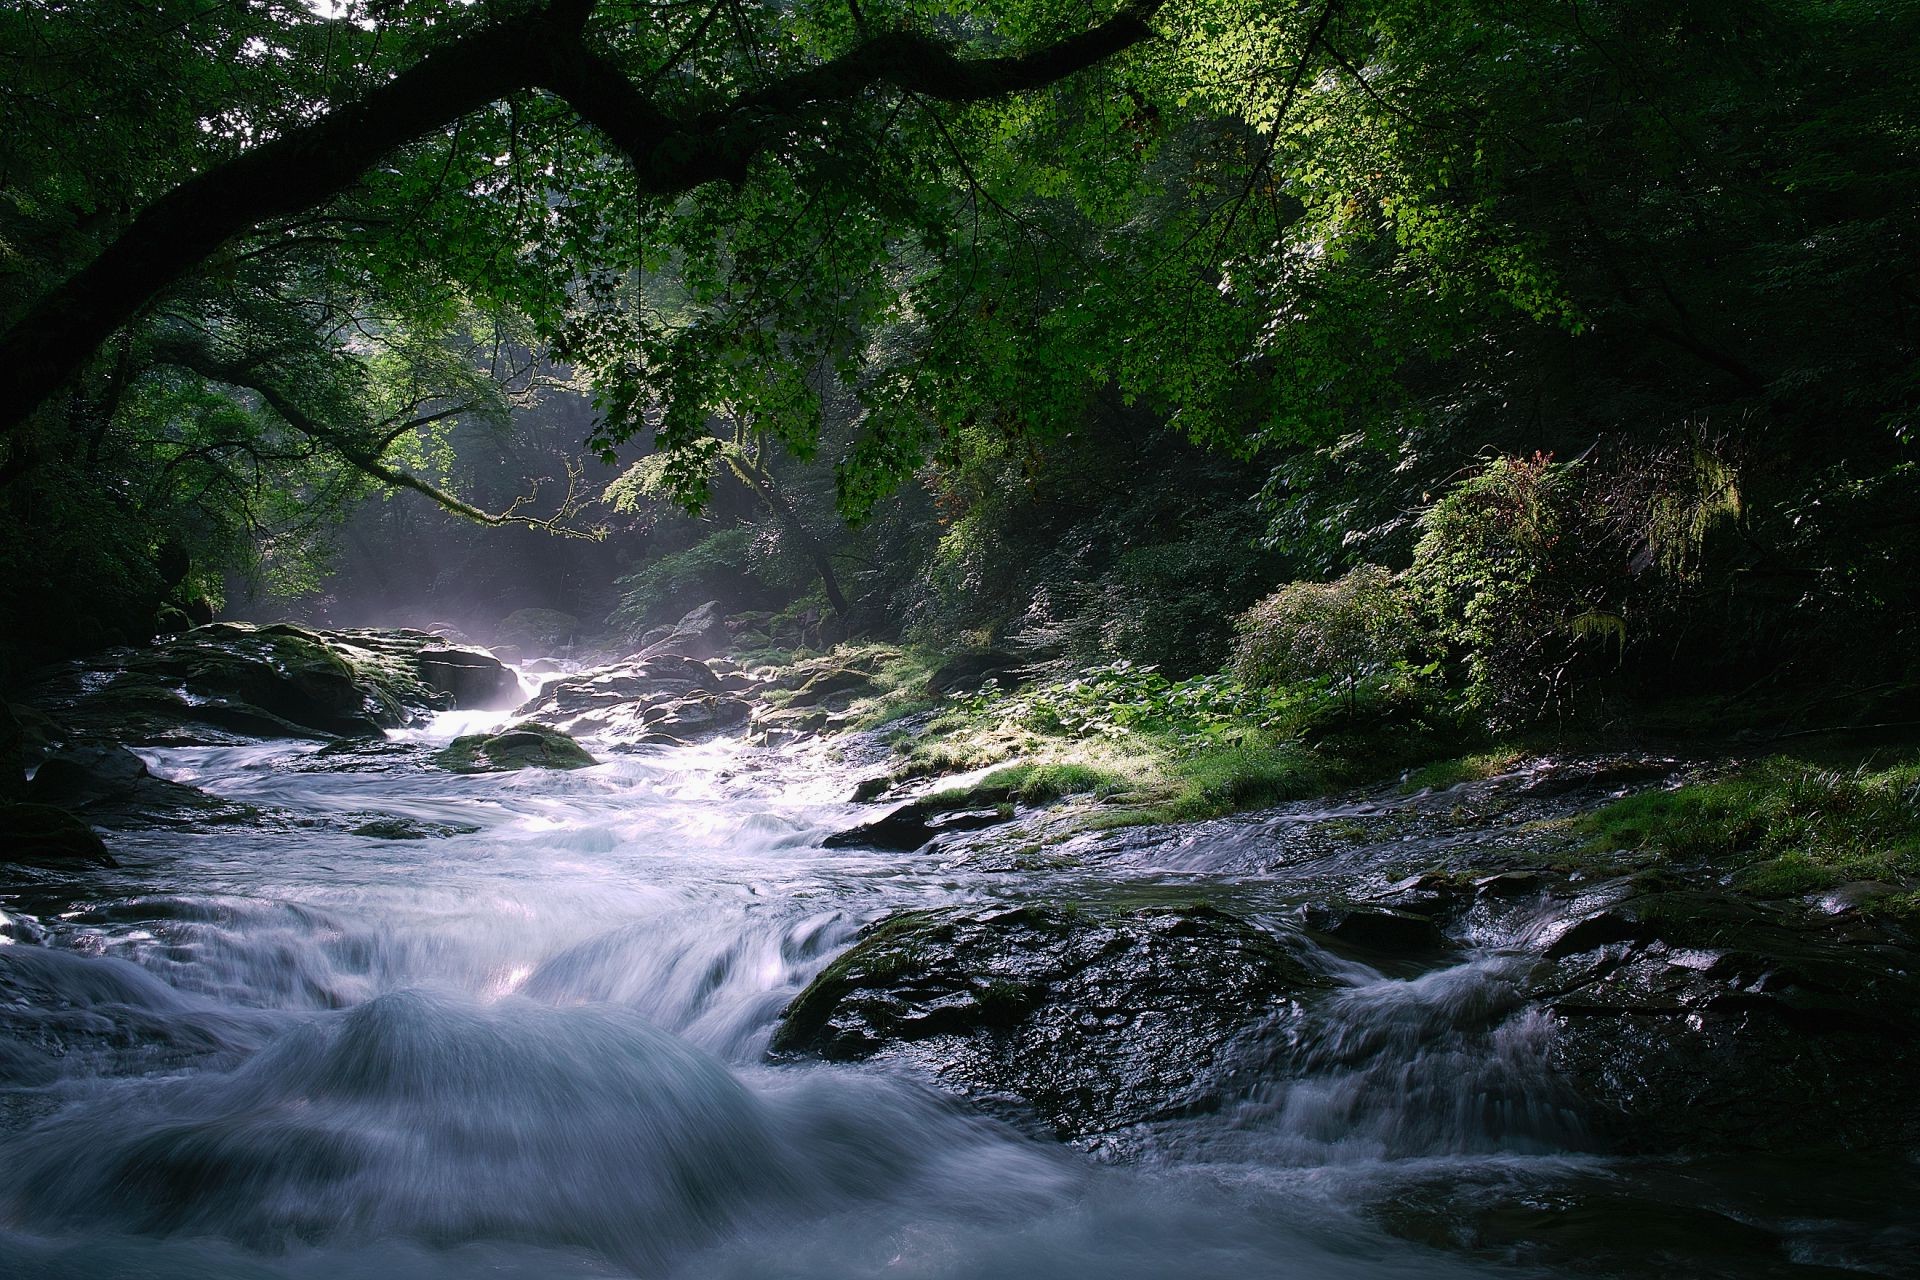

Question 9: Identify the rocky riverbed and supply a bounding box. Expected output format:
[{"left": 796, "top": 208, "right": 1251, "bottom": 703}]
[{"left": 1, "top": 624, "right": 1916, "bottom": 1279}]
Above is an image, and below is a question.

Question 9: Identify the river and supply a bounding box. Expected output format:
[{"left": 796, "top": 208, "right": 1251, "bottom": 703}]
[{"left": 1, "top": 705, "right": 1913, "bottom": 1279}]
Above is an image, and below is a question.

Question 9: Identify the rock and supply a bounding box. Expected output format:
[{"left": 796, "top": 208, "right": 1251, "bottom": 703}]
[
  {"left": 633, "top": 601, "right": 727, "bottom": 661},
  {"left": 349, "top": 815, "right": 482, "bottom": 840},
  {"left": 19, "top": 624, "right": 516, "bottom": 745},
  {"left": 784, "top": 667, "right": 879, "bottom": 709},
  {"left": 849, "top": 776, "right": 895, "bottom": 803},
  {"left": 1523, "top": 888, "right": 1920, "bottom": 1151},
  {"left": 0, "top": 802, "right": 116, "bottom": 867},
  {"left": 434, "top": 722, "right": 597, "bottom": 774},
  {"left": 285, "top": 738, "right": 436, "bottom": 774},
  {"left": 773, "top": 903, "right": 1331, "bottom": 1137},
  {"left": 511, "top": 655, "right": 744, "bottom": 742},
  {"left": 748, "top": 704, "right": 828, "bottom": 744},
  {"left": 416, "top": 650, "right": 521, "bottom": 709},
  {"left": 822, "top": 783, "right": 1018, "bottom": 851},
  {"left": 1306, "top": 902, "right": 1449, "bottom": 952},
  {"left": 926, "top": 649, "right": 1030, "bottom": 698},
  {"left": 25, "top": 742, "right": 255, "bottom": 828}
]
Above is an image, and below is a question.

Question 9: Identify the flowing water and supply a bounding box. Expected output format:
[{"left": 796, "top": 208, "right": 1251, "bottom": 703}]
[{"left": 0, "top": 710, "right": 1912, "bottom": 1279}]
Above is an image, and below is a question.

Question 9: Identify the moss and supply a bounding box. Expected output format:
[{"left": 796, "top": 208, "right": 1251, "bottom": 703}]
[
  {"left": 1577, "top": 752, "right": 1920, "bottom": 893},
  {"left": 436, "top": 722, "right": 597, "bottom": 774}
]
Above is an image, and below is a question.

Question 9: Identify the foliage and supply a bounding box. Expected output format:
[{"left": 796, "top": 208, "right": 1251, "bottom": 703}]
[
  {"left": 959, "top": 661, "right": 1301, "bottom": 752},
  {"left": 609, "top": 526, "right": 759, "bottom": 637},
  {"left": 1405, "top": 455, "right": 1608, "bottom": 726},
  {"left": 1232, "top": 565, "right": 1422, "bottom": 710}
]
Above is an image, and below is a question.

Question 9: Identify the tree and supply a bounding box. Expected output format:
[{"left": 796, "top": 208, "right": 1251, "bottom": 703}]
[{"left": 0, "top": 0, "right": 1167, "bottom": 442}]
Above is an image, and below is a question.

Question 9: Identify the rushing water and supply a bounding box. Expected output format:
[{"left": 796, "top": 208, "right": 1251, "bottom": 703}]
[{"left": 0, "top": 713, "right": 1910, "bottom": 1279}]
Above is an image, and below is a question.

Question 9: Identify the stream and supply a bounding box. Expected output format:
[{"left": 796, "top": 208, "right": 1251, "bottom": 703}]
[{"left": 1, "top": 703, "right": 1915, "bottom": 1279}]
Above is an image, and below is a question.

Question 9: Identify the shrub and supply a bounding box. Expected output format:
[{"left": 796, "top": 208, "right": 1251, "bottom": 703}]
[
  {"left": 1405, "top": 454, "right": 1607, "bottom": 727},
  {"left": 1231, "top": 565, "right": 1420, "bottom": 712}
]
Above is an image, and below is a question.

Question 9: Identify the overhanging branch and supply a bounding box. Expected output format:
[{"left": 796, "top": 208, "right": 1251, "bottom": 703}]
[{"left": 0, "top": 0, "right": 1165, "bottom": 436}]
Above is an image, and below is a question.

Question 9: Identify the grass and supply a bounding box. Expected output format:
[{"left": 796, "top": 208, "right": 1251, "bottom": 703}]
[
  {"left": 1577, "top": 752, "right": 1920, "bottom": 900},
  {"left": 1400, "top": 748, "right": 1527, "bottom": 793}
]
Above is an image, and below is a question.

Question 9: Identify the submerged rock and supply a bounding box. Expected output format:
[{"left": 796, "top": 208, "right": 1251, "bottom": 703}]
[
  {"left": 19, "top": 623, "right": 516, "bottom": 745},
  {"left": 349, "top": 815, "right": 483, "bottom": 840},
  {"left": 772, "top": 903, "right": 1331, "bottom": 1137},
  {"left": 434, "top": 723, "right": 596, "bottom": 774}
]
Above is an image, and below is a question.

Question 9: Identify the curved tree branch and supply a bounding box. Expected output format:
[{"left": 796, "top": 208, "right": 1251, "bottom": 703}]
[{"left": 0, "top": 0, "right": 1165, "bottom": 437}]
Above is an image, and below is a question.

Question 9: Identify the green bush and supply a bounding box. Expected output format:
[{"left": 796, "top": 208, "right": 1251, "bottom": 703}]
[
  {"left": 1231, "top": 565, "right": 1421, "bottom": 711},
  {"left": 1406, "top": 454, "right": 1610, "bottom": 727}
]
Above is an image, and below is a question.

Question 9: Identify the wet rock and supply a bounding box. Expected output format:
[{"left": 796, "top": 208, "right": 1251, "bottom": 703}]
[
  {"left": 773, "top": 903, "right": 1331, "bottom": 1137},
  {"left": 284, "top": 737, "right": 436, "bottom": 774},
  {"left": 435, "top": 722, "right": 597, "bottom": 774},
  {"left": 1523, "top": 888, "right": 1920, "bottom": 1151},
  {"left": 748, "top": 704, "right": 829, "bottom": 744},
  {"left": 19, "top": 623, "right": 514, "bottom": 745},
  {"left": 822, "top": 784, "right": 1018, "bottom": 851},
  {"left": 0, "top": 802, "right": 116, "bottom": 867},
  {"left": 926, "top": 650, "right": 1030, "bottom": 698},
  {"left": 25, "top": 743, "right": 255, "bottom": 828},
  {"left": 512, "top": 653, "right": 746, "bottom": 742},
  {"left": 1307, "top": 902, "right": 1449, "bottom": 952},
  {"left": 415, "top": 649, "right": 521, "bottom": 709},
  {"left": 849, "top": 775, "right": 895, "bottom": 803},
  {"left": 349, "top": 815, "right": 483, "bottom": 840}
]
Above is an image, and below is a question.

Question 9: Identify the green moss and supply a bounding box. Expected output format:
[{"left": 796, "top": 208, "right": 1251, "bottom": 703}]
[
  {"left": 1577, "top": 753, "right": 1920, "bottom": 894},
  {"left": 435, "top": 722, "right": 597, "bottom": 774}
]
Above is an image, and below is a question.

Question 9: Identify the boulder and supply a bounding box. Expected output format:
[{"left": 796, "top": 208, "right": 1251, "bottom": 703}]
[
  {"left": 416, "top": 650, "right": 521, "bottom": 709},
  {"left": 822, "top": 781, "right": 1020, "bottom": 851},
  {"left": 512, "top": 654, "right": 745, "bottom": 742},
  {"left": 1522, "top": 887, "right": 1920, "bottom": 1152},
  {"left": 926, "top": 650, "right": 1030, "bottom": 699},
  {"left": 0, "top": 802, "right": 116, "bottom": 867},
  {"left": 633, "top": 601, "right": 728, "bottom": 661},
  {"left": 25, "top": 742, "right": 255, "bottom": 828},
  {"left": 773, "top": 903, "right": 1331, "bottom": 1137},
  {"left": 19, "top": 624, "right": 517, "bottom": 745},
  {"left": 434, "top": 722, "right": 597, "bottom": 774}
]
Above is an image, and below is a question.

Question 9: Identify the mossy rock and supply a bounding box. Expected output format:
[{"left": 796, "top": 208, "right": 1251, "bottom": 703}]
[{"left": 434, "top": 722, "right": 597, "bottom": 774}]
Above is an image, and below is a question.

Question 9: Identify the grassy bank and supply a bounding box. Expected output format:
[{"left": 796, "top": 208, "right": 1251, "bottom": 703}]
[{"left": 1576, "top": 753, "right": 1920, "bottom": 910}]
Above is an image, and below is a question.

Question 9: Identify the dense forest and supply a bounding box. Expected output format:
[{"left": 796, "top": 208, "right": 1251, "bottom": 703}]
[
  {"left": 6, "top": 0, "right": 1915, "bottom": 708},
  {"left": 4, "top": 3, "right": 1920, "bottom": 1278}
]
